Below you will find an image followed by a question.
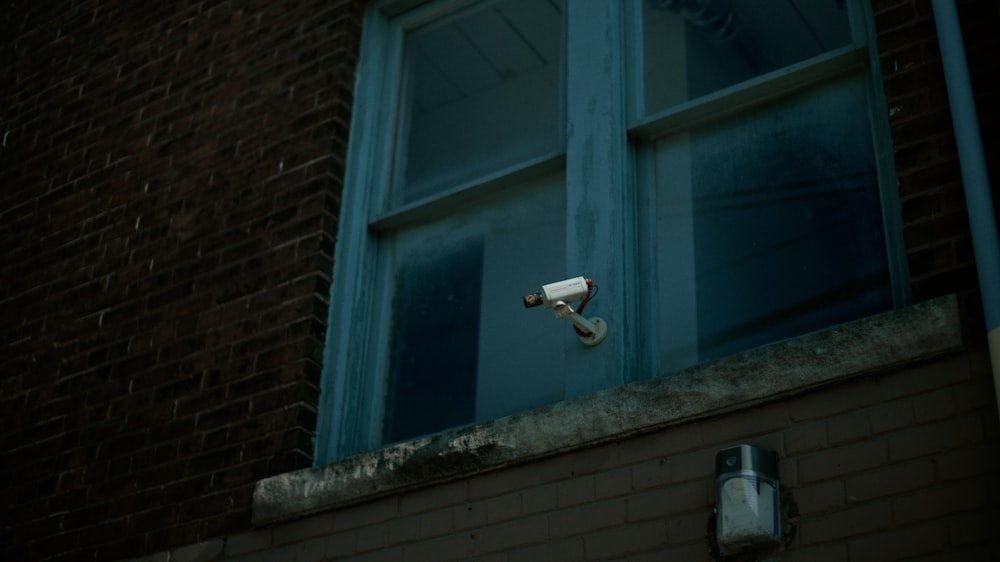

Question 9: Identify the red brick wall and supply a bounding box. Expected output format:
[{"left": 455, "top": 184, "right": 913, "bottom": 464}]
[
  {"left": 0, "top": 1, "right": 363, "bottom": 560},
  {"left": 1, "top": 0, "right": 998, "bottom": 561},
  {"left": 874, "top": 0, "right": 1000, "bottom": 301},
  {"left": 141, "top": 352, "right": 1000, "bottom": 561}
]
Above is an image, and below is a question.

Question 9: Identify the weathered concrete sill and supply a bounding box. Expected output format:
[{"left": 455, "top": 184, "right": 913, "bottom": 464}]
[{"left": 253, "top": 294, "right": 965, "bottom": 526}]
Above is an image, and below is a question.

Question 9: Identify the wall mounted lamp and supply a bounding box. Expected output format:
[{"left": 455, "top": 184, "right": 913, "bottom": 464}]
[{"left": 715, "top": 444, "right": 781, "bottom": 557}]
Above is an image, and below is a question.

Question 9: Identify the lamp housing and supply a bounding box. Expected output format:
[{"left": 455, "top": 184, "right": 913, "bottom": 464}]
[{"left": 715, "top": 444, "right": 781, "bottom": 556}]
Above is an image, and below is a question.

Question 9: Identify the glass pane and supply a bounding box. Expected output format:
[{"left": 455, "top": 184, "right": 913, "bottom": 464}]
[
  {"left": 641, "top": 0, "right": 852, "bottom": 115},
  {"left": 383, "top": 172, "right": 567, "bottom": 443},
  {"left": 392, "top": 0, "right": 565, "bottom": 206},
  {"left": 383, "top": 240, "right": 484, "bottom": 443},
  {"left": 652, "top": 74, "right": 892, "bottom": 373}
]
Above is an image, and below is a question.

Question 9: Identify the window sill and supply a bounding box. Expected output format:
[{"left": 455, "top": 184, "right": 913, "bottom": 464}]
[{"left": 253, "top": 294, "right": 964, "bottom": 526}]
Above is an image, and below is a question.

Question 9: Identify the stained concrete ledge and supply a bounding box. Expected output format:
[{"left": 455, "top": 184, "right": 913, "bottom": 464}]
[{"left": 253, "top": 294, "right": 965, "bottom": 526}]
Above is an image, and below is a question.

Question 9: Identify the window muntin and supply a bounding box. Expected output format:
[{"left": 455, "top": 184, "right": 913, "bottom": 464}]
[
  {"left": 640, "top": 0, "right": 853, "bottom": 116},
  {"left": 391, "top": 0, "right": 565, "bottom": 207}
]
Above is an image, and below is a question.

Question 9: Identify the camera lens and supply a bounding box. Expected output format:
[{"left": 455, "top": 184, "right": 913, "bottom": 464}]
[{"left": 523, "top": 293, "right": 543, "bottom": 308}]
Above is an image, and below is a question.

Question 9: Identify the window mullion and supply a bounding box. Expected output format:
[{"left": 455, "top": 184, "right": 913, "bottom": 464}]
[{"left": 563, "top": 0, "right": 633, "bottom": 398}]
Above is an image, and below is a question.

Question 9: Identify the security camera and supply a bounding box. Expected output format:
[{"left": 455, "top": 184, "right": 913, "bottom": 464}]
[
  {"left": 523, "top": 276, "right": 607, "bottom": 346},
  {"left": 522, "top": 276, "right": 591, "bottom": 309}
]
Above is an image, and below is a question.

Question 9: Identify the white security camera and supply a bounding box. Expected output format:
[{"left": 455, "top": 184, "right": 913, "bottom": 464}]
[{"left": 523, "top": 276, "right": 607, "bottom": 346}]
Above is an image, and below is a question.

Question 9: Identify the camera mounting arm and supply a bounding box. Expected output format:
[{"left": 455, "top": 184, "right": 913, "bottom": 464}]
[{"left": 551, "top": 300, "right": 608, "bottom": 346}]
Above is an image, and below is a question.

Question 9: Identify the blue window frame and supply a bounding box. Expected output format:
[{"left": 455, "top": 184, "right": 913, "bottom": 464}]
[{"left": 315, "top": 0, "right": 908, "bottom": 464}]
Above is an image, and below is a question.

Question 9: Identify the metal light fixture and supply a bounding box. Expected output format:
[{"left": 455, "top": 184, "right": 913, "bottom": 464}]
[{"left": 715, "top": 444, "right": 781, "bottom": 557}]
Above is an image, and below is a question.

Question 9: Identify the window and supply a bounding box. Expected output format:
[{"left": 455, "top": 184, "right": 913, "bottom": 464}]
[{"left": 315, "top": 0, "right": 907, "bottom": 464}]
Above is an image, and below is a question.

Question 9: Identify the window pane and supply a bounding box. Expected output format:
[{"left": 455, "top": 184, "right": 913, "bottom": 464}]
[
  {"left": 383, "top": 240, "right": 484, "bottom": 443},
  {"left": 392, "top": 0, "right": 565, "bottom": 206},
  {"left": 383, "top": 172, "right": 566, "bottom": 443},
  {"left": 652, "top": 74, "right": 892, "bottom": 373},
  {"left": 641, "top": 0, "right": 852, "bottom": 115}
]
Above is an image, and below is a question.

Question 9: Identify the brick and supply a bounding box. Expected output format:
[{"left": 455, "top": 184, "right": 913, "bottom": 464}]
[
  {"left": 399, "top": 480, "right": 467, "bottom": 515},
  {"left": 356, "top": 524, "right": 390, "bottom": 553},
  {"left": 484, "top": 492, "right": 522, "bottom": 523},
  {"left": 323, "top": 530, "right": 358, "bottom": 559},
  {"left": 826, "top": 411, "right": 871, "bottom": 445},
  {"left": 785, "top": 421, "right": 828, "bottom": 454},
  {"left": 121, "top": 553, "right": 171, "bottom": 562},
  {"left": 868, "top": 398, "right": 915, "bottom": 434},
  {"left": 171, "top": 539, "right": 224, "bottom": 562},
  {"left": 177, "top": 490, "right": 241, "bottom": 524},
  {"left": 646, "top": 540, "right": 714, "bottom": 562},
  {"left": 417, "top": 508, "right": 454, "bottom": 539},
  {"left": 283, "top": 537, "right": 327, "bottom": 562},
  {"left": 891, "top": 478, "right": 989, "bottom": 524},
  {"left": 224, "top": 529, "right": 275, "bottom": 557},
  {"left": 272, "top": 513, "right": 336, "bottom": 546},
  {"left": 887, "top": 414, "right": 984, "bottom": 460},
  {"left": 667, "top": 447, "right": 716, "bottom": 483},
  {"left": 935, "top": 545, "right": 1000, "bottom": 562},
  {"left": 782, "top": 542, "right": 848, "bottom": 562},
  {"left": 583, "top": 520, "right": 668, "bottom": 560},
  {"left": 937, "top": 444, "right": 999, "bottom": 480},
  {"left": 948, "top": 510, "right": 1000, "bottom": 547},
  {"left": 966, "top": 350, "right": 994, "bottom": 384},
  {"left": 594, "top": 467, "right": 633, "bottom": 499},
  {"left": 351, "top": 545, "right": 404, "bottom": 562},
  {"left": 549, "top": 499, "right": 627, "bottom": 539},
  {"left": 798, "top": 503, "right": 892, "bottom": 544},
  {"left": 508, "top": 538, "right": 585, "bottom": 562},
  {"left": 557, "top": 476, "right": 596, "bottom": 507},
  {"left": 131, "top": 505, "right": 180, "bottom": 533},
  {"left": 466, "top": 553, "right": 507, "bottom": 562},
  {"left": 666, "top": 510, "right": 710, "bottom": 543},
  {"left": 797, "top": 438, "right": 889, "bottom": 483},
  {"left": 844, "top": 459, "right": 935, "bottom": 502},
  {"left": 521, "top": 484, "right": 558, "bottom": 515},
  {"left": 631, "top": 457, "right": 671, "bottom": 490},
  {"left": 847, "top": 521, "right": 948, "bottom": 562},
  {"left": 626, "top": 480, "right": 710, "bottom": 522},
  {"left": 906, "top": 242, "right": 958, "bottom": 278},
  {"left": 953, "top": 375, "right": 1000, "bottom": 412},
  {"left": 471, "top": 517, "right": 548, "bottom": 555},
  {"left": 379, "top": 514, "right": 417, "bottom": 547},
  {"left": 188, "top": 445, "right": 245, "bottom": 475},
  {"left": 779, "top": 457, "right": 798, "bottom": 489},
  {"left": 794, "top": 480, "right": 846, "bottom": 515},
  {"left": 452, "top": 502, "right": 489, "bottom": 530}
]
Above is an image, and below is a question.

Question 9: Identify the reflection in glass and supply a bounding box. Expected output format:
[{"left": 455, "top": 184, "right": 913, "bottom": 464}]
[
  {"left": 641, "top": 0, "right": 852, "bottom": 115},
  {"left": 383, "top": 173, "right": 567, "bottom": 443},
  {"left": 384, "top": 239, "right": 483, "bottom": 443},
  {"left": 653, "top": 75, "right": 892, "bottom": 372},
  {"left": 392, "top": 0, "right": 564, "bottom": 206}
]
